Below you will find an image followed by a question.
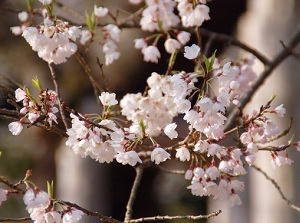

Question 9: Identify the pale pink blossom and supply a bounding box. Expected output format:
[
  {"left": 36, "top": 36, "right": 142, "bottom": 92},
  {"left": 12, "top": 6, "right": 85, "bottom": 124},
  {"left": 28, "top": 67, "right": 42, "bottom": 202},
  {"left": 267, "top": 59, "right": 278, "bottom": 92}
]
[
  {"left": 11, "top": 26, "right": 23, "bottom": 35},
  {"left": 183, "top": 44, "right": 200, "bottom": 60},
  {"left": 229, "top": 193, "right": 242, "bottom": 207},
  {"left": 187, "top": 181, "right": 205, "bottom": 196},
  {"left": 205, "top": 166, "right": 220, "bottom": 180},
  {"left": 142, "top": 45, "right": 161, "bottom": 63},
  {"left": 245, "top": 155, "right": 256, "bottom": 166},
  {"left": 44, "top": 211, "right": 62, "bottom": 223},
  {"left": 15, "top": 88, "right": 27, "bottom": 102},
  {"left": 8, "top": 121, "right": 23, "bottom": 135},
  {"left": 94, "top": 5, "right": 108, "bottom": 17},
  {"left": 164, "top": 123, "right": 178, "bottom": 139},
  {"left": 273, "top": 104, "right": 286, "bottom": 117},
  {"left": 0, "top": 189, "right": 8, "bottom": 206},
  {"left": 175, "top": 147, "right": 190, "bottom": 162},
  {"left": 80, "top": 30, "right": 92, "bottom": 45},
  {"left": 185, "top": 168, "right": 193, "bottom": 180},
  {"left": 240, "top": 132, "right": 252, "bottom": 144},
  {"left": 39, "top": 0, "right": 52, "bottom": 4},
  {"left": 204, "top": 181, "right": 218, "bottom": 196},
  {"left": 62, "top": 209, "right": 84, "bottom": 223},
  {"left": 177, "top": 31, "right": 191, "bottom": 45},
  {"left": 194, "top": 140, "right": 209, "bottom": 153},
  {"left": 233, "top": 164, "right": 246, "bottom": 175},
  {"left": 164, "top": 38, "right": 181, "bottom": 54},
  {"left": 99, "top": 92, "right": 118, "bottom": 106},
  {"left": 134, "top": 38, "right": 147, "bottom": 49},
  {"left": 18, "top": 11, "right": 29, "bottom": 22},
  {"left": 246, "top": 142, "right": 258, "bottom": 154},
  {"left": 115, "top": 151, "right": 142, "bottom": 166},
  {"left": 151, "top": 147, "right": 170, "bottom": 164},
  {"left": 129, "top": 0, "right": 143, "bottom": 4},
  {"left": 23, "top": 189, "right": 50, "bottom": 214}
]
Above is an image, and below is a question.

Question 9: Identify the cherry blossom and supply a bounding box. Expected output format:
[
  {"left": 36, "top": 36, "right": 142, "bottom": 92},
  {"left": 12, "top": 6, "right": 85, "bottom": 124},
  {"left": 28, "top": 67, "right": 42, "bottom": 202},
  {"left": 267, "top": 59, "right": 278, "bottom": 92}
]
[
  {"left": 164, "top": 123, "right": 178, "bottom": 139},
  {"left": 142, "top": 45, "right": 161, "bottom": 63},
  {"left": 164, "top": 38, "right": 181, "bottom": 54},
  {"left": 177, "top": 31, "right": 191, "bottom": 45},
  {"left": 99, "top": 92, "right": 118, "bottom": 106},
  {"left": 8, "top": 120, "right": 24, "bottom": 135},
  {"left": 115, "top": 151, "right": 142, "bottom": 166},
  {"left": 184, "top": 44, "right": 200, "bottom": 60},
  {"left": 175, "top": 147, "right": 190, "bottom": 162},
  {"left": 62, "top": 209, "right": 84, "bottom": 223},
  {"left": 151, "top": 147, "right": 170, "bottom": 164},
  {"left": 39, "top": 0, "right": 52, "bottom": 5},
  {"left": 94, "top": 5, "right": 108, "bottom": 18},
  {"left": 0, "top": 189, "right": 8, "bottom": 206}
]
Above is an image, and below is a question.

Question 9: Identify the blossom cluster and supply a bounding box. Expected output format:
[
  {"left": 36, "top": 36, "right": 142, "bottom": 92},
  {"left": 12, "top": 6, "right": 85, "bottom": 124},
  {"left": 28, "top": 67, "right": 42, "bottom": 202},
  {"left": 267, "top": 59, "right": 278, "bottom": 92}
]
[
  {"left": 8, "top": 87, "right": 59, "bottom": 135},
  {"left": 5, "top": 0, "right": 300, "bottom": 214},
  {"left": 63, "top": 45, "right": 298, "bottom": 206},
  {"left": 10, "top": 1, "right": 209, "bottom": 66},
  {"left": 24, "top": 187, "right": 84, "bottom": 223},
  {"left": 22, "top": 17, "right": 81, "bottom": 64}
]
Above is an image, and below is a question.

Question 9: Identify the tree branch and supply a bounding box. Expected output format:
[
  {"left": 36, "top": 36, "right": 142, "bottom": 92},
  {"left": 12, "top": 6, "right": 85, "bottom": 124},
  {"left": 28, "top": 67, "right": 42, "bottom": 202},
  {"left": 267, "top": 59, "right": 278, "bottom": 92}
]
[
  {"left": 124, "top": 166, "right": 144, "bottom": 223},
  {"left": 200, "top": 28, "right": 270, "bottom": 65},
  {"left": 0, "top": 217, "right": 31, "bottom": 222},
  {"left": 74, "top": 52, "right": 103, "bottom": 107},
  {"left": 225, "top": 26, "right": 300, "bottom": 131},
  {"left": 58, "top": 200, "right": 122, "bottom": 223},
  {"left": 252, "top": 165, "right": 300, "bottom": 212},
  {"left": 128, "top": 210, "right": 222, "bottom": 222}
]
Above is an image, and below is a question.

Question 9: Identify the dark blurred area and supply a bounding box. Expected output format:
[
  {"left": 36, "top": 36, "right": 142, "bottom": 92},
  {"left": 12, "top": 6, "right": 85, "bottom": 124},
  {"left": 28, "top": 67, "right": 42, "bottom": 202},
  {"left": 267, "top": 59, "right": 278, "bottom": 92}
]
[{"left": 0, "top": 0, "right": 246, "bottom": 221}]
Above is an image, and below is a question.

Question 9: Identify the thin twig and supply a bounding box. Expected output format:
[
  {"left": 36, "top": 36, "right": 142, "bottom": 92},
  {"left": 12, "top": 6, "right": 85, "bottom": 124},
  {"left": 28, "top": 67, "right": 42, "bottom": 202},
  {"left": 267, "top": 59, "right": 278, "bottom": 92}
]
[
  {"left": 200, "top": 28, "right": 270, "bottom": 65},
  {"left": 0, "top": 109, "right": 68, "bottom": 137},
  {"left": 225, "top": 26, "right": 300, "bottom": 131},
  {"left": 128, "top": 210, "right": 222, "bottom": 222},
  {"left": 48, "top": 63, "right": 69, "bottom": 130},
  {"left": 124, "top": 166, "right": 144, "bottom": 223},
  {"left": 252, "top": 165, "right": 300, "bottom": 212},
  {"left": 96, "top": 57, "right": 110, "bottom": 92},
  {"left": 74, "top": 52, "right": 103, "bottom": 106},
  {"left": 0, "top": 177, "right": 25, "bottom": 195},
  {"left": 156, "top": 166, "right": 185, "bottom": 175}
]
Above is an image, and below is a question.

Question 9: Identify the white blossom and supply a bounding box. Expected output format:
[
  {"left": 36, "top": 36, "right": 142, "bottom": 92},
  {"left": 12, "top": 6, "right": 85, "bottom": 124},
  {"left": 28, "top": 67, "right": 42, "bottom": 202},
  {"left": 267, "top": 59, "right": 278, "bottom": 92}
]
[
  {"left": 99, "top": 92, "right": 118, "bottom": 106},
  {"left": 184, "top": 44, "right": 200, "bottom": 60},
  {"left": 142, "top": 45, "right": 161, "bottom": 63},
  {"left": 94, "top": 5, "right": 108, "bottom": 17},
  {"left": 175, "top": 147, "right": 190, "bottom": 162},
  {"left": 151, "top": 147, "right": 170, "bottom": 164},
  {"left": 115, "top": 151, "right": 142, "bottom": 166},
  {"left": 164, "top": 123, "right": 178, "bottom": 139}
]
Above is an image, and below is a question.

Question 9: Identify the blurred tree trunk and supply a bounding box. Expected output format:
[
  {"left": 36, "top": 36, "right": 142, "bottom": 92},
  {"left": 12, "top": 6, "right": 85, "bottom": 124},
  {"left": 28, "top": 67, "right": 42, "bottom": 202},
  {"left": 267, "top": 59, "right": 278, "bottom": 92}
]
[{"left": 209, "top": 1, "right": 300, "bottom": 223}]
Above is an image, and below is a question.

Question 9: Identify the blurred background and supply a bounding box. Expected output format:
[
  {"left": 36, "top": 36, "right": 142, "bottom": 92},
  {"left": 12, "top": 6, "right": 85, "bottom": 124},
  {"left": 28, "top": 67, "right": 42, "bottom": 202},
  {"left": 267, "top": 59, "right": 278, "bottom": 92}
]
[{"left": 1, "top": 0, "right": 300, "bottom": 222}]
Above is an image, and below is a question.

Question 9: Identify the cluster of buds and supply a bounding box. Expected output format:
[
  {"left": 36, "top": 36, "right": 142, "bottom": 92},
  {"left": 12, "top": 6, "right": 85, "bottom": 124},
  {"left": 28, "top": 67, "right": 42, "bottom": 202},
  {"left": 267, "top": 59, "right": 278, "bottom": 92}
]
[{"left": 8, "top": 78, "right": 59, "bottom": 135}]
